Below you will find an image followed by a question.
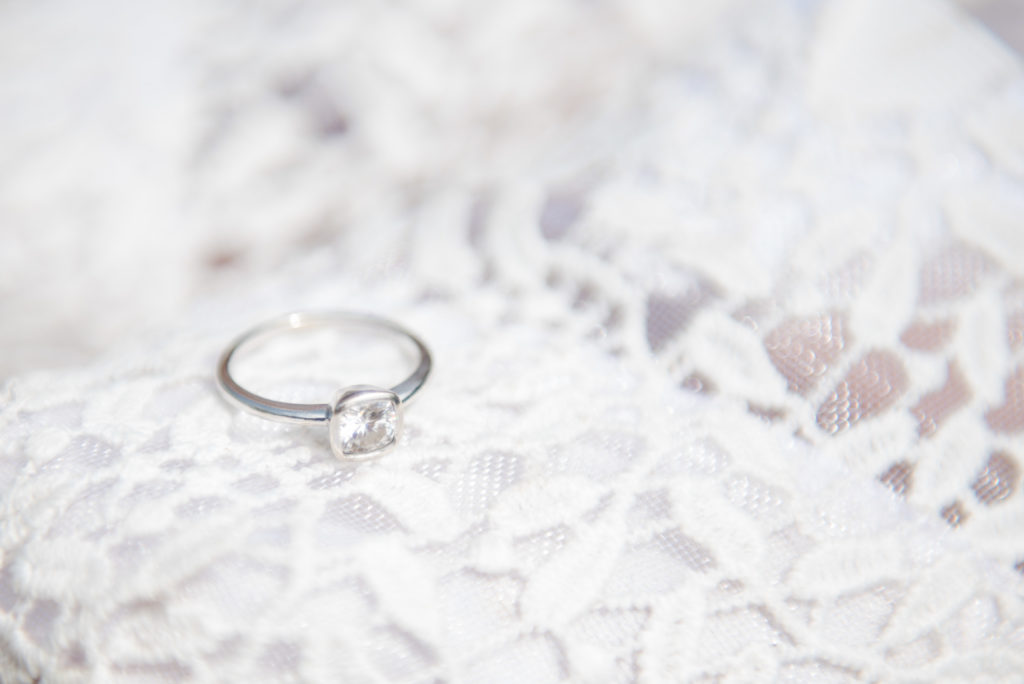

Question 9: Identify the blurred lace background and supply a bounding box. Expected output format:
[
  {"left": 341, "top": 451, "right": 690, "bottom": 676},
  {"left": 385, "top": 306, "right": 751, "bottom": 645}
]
[
  {"left": 2, "top": 0, "right": 1018, "bottom": 379},
  {"left": 2, "top": 1, "right": 1024, "bottom": 682},
  {"left": 0, "top": 0, "right": 738, "bottom": 376}
]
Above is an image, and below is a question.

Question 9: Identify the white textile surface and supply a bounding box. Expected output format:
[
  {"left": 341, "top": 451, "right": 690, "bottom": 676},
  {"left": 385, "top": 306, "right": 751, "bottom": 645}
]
[{"left": 2, "top": 0, "right": 1024, "bottom": 682}]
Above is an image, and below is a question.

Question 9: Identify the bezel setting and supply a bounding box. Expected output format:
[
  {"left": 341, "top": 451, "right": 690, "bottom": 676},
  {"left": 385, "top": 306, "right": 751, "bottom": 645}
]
[{"left": 329, "top": 385, "right": 403, "bottom": 459}]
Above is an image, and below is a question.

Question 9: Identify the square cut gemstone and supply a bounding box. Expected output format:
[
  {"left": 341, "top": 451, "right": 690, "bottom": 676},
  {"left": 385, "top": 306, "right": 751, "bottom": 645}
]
[{"left": 330, "top": 387, "right": 401, "bottom": 457}]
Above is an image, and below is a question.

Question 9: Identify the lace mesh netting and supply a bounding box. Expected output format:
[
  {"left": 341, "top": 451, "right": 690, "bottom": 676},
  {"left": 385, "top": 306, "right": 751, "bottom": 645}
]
[{"left": 3, "top": 0, "right": 1024, "bottom": 682}]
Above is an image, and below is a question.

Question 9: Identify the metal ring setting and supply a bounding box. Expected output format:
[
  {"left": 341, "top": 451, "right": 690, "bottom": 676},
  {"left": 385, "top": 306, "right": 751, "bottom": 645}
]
[{"left": 216, "top": 311, "right": 431, "bottom": 459}]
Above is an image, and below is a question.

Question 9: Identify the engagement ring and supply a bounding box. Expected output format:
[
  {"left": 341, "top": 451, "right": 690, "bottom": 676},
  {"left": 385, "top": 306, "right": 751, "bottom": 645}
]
[{"left": 216, "top": 311, "right": 431, "bottom": 459}]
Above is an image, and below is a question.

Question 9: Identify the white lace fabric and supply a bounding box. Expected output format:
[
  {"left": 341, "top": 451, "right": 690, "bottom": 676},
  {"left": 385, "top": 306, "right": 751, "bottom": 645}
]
[{"left": 2, "top": 0, "right": 1024, "bottom": 682}]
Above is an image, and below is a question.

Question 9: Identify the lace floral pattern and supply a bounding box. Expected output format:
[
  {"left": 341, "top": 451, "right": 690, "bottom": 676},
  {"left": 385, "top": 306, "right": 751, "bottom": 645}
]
[{"left": 2, "top": 0, "right": 1024, "bottom": 682}]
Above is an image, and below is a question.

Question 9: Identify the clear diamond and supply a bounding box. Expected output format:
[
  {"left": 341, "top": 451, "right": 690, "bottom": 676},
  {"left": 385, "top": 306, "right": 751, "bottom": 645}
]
[{"left": 330, "top": 388, "right": 400, "bottom": 456}]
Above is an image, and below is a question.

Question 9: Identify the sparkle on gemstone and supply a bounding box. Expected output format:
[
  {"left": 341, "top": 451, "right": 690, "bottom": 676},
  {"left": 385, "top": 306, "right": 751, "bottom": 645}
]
[{"left": 331, "top": 392, "right": 400, "bottom": 456}]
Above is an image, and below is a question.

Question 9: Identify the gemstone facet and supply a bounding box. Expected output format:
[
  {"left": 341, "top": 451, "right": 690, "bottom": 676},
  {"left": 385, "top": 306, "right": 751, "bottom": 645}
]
[{"left": 329, "top": 386, "right": 402, "bottom": 458}]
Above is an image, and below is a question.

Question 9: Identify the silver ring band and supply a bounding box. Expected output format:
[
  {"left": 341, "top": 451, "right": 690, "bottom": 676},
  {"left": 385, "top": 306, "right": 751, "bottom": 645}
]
[{"left": 216, "top": 311, "right": 431, "bottom": 458}]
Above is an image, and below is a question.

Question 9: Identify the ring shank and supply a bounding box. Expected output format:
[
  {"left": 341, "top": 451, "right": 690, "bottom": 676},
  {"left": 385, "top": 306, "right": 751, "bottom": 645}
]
[{"left": 216, "top": 311, "right": 431, "bottom": 425}]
